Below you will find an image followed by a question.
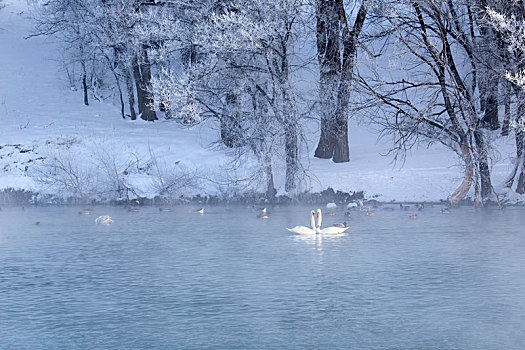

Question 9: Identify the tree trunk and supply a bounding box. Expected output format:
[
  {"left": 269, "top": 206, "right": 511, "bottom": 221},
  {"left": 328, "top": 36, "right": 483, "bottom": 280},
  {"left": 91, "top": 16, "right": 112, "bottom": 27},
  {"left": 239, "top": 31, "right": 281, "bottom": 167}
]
[
  {"left": 333, "top": 90, "right": 350, "bottom": 162},
  {"left": 504, "top": 126, "right": 524, "bottom": 190},
  {"left": 132, "top": 55, "right": 145, "bottom": 116},
  {"left": 333, "top": 1, "right": 367, "bottom": 162},
  {"left": 106, "top": 51, "right": 125, "bottom": 119},
  {"left": 314, "top": 112, "right": 336, "bottom": 159},
  {"left": 138, "top": 47, "right": 157, "bottom": 122},
  {"left": 124, "top": 66, "right": 137, "bottom": 120},
  {"left": 220, "top": 92, "right": 244, "bottom": 148},
  {"left": 516, "top": 161, "right": 525, "bottom": 194},
  {"left": 314, "top": 0, "right": 340, "bottom": 159},
  {"left": 450, "top": 140, "right": 474, "bottom": 205},
  {"left": 515, "top": 116, "right": 525, "bottom": 193},
  {"left": 265, "top": 155, "right": 277, "bottom": 203},
  {"left": 482, "top": 76, "right": 499, "bottom": 130},
  {"left": 81, "top": 63, "right": 89, "bottom": 106},
  {"left": 479, "top": 78, "right": 486, "bottom": 113},
  {"left": 117, "top": 79, "right": 125, "bottom": 119},
  {"left": 316, "top": 0, "right": 367, "bottom": 163},
  {"left": 132, "top": 48, "right": 157, "bottom": 122},
  {"left": 474, "top": 128, "right": 492, "bottom": 200},
  {"left": 332, "top": 40, "right": 353, "bottom": 163},
  {"left": 285, "top": 121, "right": 298, "bottom": 192}
]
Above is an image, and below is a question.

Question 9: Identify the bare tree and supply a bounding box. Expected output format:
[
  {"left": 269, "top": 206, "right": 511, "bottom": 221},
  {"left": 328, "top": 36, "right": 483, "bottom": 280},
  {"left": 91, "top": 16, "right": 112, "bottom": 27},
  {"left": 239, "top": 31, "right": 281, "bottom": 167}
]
[
  {"left": 31, "top": 0, "right": 162, "bottom": 120},
  {"left": 357, "top": 0, "right": 505, "bottom": 204}
]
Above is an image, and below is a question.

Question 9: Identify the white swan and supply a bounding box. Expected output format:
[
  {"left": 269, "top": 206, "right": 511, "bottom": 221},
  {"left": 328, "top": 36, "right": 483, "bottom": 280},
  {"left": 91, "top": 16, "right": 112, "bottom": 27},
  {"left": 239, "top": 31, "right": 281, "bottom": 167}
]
[
  {"left": 95, "top": 215, "right": 114, "bottom": 225},
  {"left": 316, "top": 209, "right": 349, "bottom": 234},
  {"left": 287, "top": 210, "right": 317, "bottom": 235}
]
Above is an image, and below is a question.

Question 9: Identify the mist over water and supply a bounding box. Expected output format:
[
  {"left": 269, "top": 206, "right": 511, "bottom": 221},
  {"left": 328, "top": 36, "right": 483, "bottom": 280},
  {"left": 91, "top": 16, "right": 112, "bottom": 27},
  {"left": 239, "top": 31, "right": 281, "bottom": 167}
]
[{"left": 1, "top": 205, "right": 525, "bottom": 349}]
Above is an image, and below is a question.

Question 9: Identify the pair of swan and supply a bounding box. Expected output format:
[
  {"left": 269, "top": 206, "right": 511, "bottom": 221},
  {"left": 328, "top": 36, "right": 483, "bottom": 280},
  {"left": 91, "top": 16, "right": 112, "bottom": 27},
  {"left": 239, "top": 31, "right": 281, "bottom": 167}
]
[{"left": 287, "top": 209, "right": 349, "bottom": 235}]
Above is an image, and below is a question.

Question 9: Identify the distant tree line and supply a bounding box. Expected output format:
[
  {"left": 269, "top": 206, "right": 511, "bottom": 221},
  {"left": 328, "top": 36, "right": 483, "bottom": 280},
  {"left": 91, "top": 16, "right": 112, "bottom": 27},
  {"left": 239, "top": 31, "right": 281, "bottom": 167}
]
[{"left": 30, "top": 0, "right": 525, "bottom": 205}]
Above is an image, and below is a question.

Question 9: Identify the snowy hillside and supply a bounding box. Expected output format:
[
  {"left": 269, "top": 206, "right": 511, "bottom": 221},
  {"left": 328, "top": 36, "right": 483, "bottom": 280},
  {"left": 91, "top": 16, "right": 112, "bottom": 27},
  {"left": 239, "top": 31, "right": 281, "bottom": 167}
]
[{"left": 0, "top": 0, "right": 516, "bottom": 203}]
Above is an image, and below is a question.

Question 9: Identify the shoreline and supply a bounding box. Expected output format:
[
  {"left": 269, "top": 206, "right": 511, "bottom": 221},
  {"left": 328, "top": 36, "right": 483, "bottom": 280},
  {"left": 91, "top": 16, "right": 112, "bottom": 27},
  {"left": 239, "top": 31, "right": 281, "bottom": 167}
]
[{"left": 0, "top": 187, "right": 513, "bottom": 207}]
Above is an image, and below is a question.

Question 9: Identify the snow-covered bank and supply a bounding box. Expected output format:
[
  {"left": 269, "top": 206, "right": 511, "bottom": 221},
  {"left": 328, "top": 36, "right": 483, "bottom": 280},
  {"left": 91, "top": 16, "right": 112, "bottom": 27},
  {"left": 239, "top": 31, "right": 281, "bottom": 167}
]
[{"left": 0, "top": 1, "right": 520, "bottom": 204}]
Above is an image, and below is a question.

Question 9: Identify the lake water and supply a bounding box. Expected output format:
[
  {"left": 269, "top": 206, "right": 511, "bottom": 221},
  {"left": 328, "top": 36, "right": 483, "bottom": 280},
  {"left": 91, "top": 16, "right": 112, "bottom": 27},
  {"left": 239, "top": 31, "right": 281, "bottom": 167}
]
[{"left": 1, "top": 205, "right": 525, "bottom": 349}]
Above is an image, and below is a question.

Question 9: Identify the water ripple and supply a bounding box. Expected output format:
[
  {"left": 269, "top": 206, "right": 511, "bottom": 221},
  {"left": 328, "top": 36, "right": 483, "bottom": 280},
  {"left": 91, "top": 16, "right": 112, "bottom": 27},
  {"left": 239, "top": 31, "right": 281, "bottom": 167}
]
[{"left": 0, "top": 205, "right": 525, "bottom": 349}]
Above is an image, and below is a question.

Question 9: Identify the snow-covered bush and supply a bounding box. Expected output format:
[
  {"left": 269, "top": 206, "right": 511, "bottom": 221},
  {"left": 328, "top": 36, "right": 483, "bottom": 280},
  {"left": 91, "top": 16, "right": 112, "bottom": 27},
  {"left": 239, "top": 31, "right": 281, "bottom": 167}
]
[
  {"left": 32, "top": 147, "right": 102, "bottom": 200},
  {"left": 148, "top": 149, "right": 202, "bottom": 200},
  {"left": 30, "top": 138, "right": 200, "bottom": 202}
]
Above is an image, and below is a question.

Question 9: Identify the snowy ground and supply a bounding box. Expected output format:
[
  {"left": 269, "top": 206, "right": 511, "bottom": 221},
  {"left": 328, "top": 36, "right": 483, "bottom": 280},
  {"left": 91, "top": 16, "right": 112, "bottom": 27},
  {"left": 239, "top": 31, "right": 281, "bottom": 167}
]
[{"left": 0, "top": 1, "right": 517, "bottom": 203}]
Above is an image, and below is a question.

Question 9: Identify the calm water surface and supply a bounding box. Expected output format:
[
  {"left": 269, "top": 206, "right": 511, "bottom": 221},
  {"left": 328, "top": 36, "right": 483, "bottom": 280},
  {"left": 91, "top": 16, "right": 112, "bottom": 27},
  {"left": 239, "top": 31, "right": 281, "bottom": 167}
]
[{"left": 1, "top": 205, "right": 525, "bottom": 349}]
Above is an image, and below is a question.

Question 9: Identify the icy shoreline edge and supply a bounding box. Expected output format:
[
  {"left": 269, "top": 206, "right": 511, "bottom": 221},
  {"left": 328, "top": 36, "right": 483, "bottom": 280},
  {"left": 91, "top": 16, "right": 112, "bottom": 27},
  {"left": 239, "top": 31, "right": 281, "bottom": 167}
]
[{"left": 0, "top": 187, "right": 512, "bottom": 207}]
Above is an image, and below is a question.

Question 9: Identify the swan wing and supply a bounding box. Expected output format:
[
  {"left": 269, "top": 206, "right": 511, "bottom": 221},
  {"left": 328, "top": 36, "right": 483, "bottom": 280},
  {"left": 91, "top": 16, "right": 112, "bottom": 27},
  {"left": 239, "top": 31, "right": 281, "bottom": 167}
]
[
  {"left": 320, "top": 226, "right": 349, "bottom": 235},
  {"left": 287, "top": 226, "right": 316, "bottom": 235}
]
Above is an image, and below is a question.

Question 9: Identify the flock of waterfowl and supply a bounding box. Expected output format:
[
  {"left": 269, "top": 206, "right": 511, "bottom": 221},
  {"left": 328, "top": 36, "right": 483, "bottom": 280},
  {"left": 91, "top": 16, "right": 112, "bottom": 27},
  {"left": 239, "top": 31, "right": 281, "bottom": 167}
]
[{"left": 26, "top": 201, "right": 452, "bottom": 228}]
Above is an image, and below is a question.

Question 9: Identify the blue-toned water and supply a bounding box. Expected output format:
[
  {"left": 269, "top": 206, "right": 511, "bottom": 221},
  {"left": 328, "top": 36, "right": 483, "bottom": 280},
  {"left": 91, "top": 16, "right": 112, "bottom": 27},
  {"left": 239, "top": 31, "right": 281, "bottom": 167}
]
[{"left": 1, "top": 205, "right": 525, "bottom": 349}]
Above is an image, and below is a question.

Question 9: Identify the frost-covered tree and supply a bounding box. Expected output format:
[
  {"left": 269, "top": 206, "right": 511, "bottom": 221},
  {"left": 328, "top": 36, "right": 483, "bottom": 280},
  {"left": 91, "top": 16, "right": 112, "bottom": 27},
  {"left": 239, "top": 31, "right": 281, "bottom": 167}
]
[
  {"left": 486, "top": 2, "right": 525, "bottom": 194},
  {"left": 150, "top": 0, "right": 309, "bottom": 196},
  {"left": 206, "top": 0, "right": 308, "bottom": 193}
]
